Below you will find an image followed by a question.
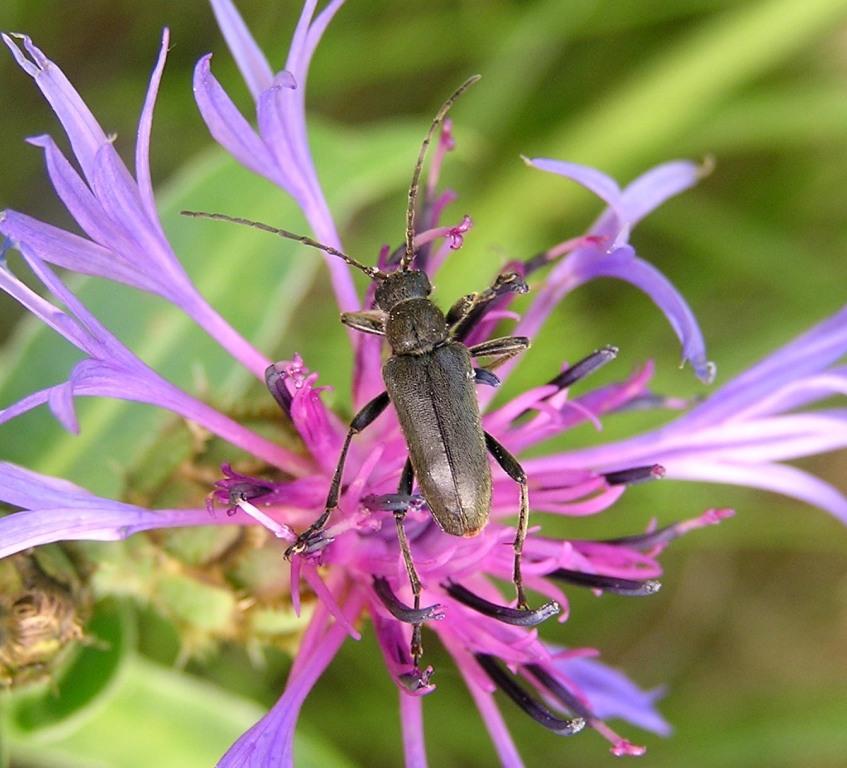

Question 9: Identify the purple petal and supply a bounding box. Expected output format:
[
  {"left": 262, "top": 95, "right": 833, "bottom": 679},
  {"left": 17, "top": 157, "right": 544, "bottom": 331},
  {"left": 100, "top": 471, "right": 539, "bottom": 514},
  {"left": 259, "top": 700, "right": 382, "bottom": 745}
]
[
  {"left": 218, "top": 592, "right": 365, "bottom": 768},
  {"left": 659, "top": 413, "right": 847, "bottom": 464},
  {"left": 0, "top": 504, "right": 213, "bottom": 558},
  {"left": 301, "top": 1, "right": 346, "bottom": 74},
  {"left": 1, "top": 254, "right": 310, "bottom": 473},
  {"left": 11, "top": 170, "right": 270, "bottom": 378},
  {"left": 136, "top": 29, "right": 170, "bottom": 225},
  {"left": 25, "top": 135, "right": 126, "bottom": 253},
  {"left": 0, "top": 211, "right": 153, "bottom": 291},
  {"left": 192, "top": 55, "right": 279, "bottom": 184},
  {"left": 526, "top": 157, "right": 625, "bottom": 237},
  {"left": 18, "top": 248, "right": 122, "bottom": 359},
  {"left": 301, "top": 565, "right": 360, "bottom": 640},
  {"left": 209, "top": 0, "right": 274, "bottom": 99},
  {"left": 665, "top": 459, "right": 847, "bottom": 525},
  {"left": 731, "top": 369, "right": 847, "bottom": 420},
  {"left": 2, "top": 34, "right": 106, "bottom": 179},
  {"left": 0, "top": 462, "right": 101, "bottom": 508},
  {"left": 256, "top": 72, "right": 308, "bottom": 201},
  {"left": 560, "top": 656, "right": 671, "bottom": 736},
  {"left": 251, "top": 64, "right": 356, "bottom": 312},
  {"left": 619, "top": 160, "right": 704, "bottom": 224},
  {"left": 399, "top": 693, "right": 428, "bottom": 768},
  {"left": 592, "top": 160, "right": 704, "bottom": 240},
  {"left": 0, "top": 260, "right": 91, "bottom": 350},
  {"left": 0, "top": 387, "right": 52, "bottom": 429},
  {"left": 67, "top": 359, "right": 312, "bottom": 473},
  {"left": 497, "top": 158, "right": 709, "bottom": 391},
  {"left": 462, "top": 676, "right": 524, "bottom": 767},
  {"left": 0, "top": 360, "right": 287, "bottom": 470},
  {"left": 198, "top": 4, "right": 358, "bottom": 317},
  {"left": 284, "top": 0, "right": 319, "bottom": 77},
  {"left": 6, "top": 42, "right": 274, "bottom": 379},
  {"left": 566, "top": 246, "right": 714, "bottom": 383},
  {"left": 682, "top": 305, "right": 847, "bottom": 427},
  {"left": 521, "top": 307, "right": 847, "bottom": 479},
  {"left": 47, "top": 378, "right": 78, "bottom": 433},
  {"left": 441, "top": 634, "right": 524, "bottom": 768},
  {"left": 90, "top": 143, "right": 179, "bottom": 280}
]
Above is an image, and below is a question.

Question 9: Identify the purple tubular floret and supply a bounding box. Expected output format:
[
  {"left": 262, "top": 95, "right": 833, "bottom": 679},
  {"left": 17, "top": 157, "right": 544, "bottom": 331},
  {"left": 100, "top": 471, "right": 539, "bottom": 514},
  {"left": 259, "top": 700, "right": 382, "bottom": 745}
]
[
  {"left": 524, "top": 663, "right": 593, "bottom": 720},
  {"left": 265, "top": 362, "right": 294, "bottom": 417},
  {"left": 548, "top": 346, "right": 619, "bottom": 390},
  {"left": 475, "top": 654, "right": 585, "bottom": 735},
  {"left": 548, "top": 568, "right": 661, "bottom": 596},
  {"left": 372, "top": 576, "right": 445, "bottom": 624},
  {"left": 603, "top": 464, "right": 666, "bottom": 486},
  {"left": 444, "top": 580, "right": 560, "bottom": 626}
]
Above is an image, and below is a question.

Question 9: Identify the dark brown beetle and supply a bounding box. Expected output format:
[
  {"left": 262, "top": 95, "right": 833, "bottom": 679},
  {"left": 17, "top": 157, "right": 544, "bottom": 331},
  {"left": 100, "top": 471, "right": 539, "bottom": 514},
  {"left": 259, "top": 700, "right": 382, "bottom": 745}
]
[{"left": 183, "top": 77, "right": 536, "bottom": 660}]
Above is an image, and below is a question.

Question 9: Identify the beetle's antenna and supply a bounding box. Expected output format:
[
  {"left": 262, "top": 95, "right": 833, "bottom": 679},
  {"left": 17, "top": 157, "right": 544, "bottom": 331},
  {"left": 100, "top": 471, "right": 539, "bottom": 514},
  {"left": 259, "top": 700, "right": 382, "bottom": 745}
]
[
  {"left": 401, "top": 74, "right": 481, "bottom": 272},
  {"left": 181, "top": 210, "right": 388, "bottom": 280}
]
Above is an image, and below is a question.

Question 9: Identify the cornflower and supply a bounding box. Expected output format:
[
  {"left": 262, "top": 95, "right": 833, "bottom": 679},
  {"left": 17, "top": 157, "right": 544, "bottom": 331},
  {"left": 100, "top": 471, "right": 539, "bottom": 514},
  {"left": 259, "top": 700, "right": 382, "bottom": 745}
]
[{"left": 1, "top": 2, "right": 845, "bottom": 766}]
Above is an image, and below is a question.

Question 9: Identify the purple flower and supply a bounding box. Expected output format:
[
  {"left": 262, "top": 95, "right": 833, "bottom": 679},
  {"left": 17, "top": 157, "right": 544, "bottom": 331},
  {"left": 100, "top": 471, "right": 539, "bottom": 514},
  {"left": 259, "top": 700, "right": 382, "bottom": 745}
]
[
  {"left": 542, "top": 307, "right": 847, "bottom": 524},
  {"left": 0, "top": 30, "right": 270, "bottom": 381},
  {"left": 197, "top": 0, "right": 356, "bottom": 316},
  {"left": 1, "top": 3, "right": 845, "bottom": 767}
]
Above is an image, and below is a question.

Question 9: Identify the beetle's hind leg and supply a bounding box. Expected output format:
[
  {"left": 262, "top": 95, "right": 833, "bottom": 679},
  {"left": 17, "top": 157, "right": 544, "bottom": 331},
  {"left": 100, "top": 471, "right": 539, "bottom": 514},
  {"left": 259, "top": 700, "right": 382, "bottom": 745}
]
[
  {"left": 484, "top": 432, "right": 530, "bottom": 610},
  {"left": 285, "top": 391, "right": 390, "bottom": 558},
  {"left": 394, "top": 457, "right": 426, "bottom": 663}
]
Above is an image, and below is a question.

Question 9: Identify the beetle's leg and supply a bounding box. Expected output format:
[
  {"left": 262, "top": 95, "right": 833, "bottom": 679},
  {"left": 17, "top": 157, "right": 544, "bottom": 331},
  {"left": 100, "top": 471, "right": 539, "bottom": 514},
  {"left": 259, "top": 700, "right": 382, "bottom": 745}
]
[
  {"left": 340, "top": 309, "right": 387, "bottom": 336},
  {"left": 473, "top": 368, "right": 501, "bottom": 388},
  {"left": 447, "top": 271, "right": 529, "bottom": 341},
  {"left": 468, "top": 336, "right": 530, "bottom": 371},
  {"left": 285, "top": 391, "right": 390, "bottom": 558},
  {"left": 483, "top": 432, "right": 530, "bottom": 610},
  {"left": 393, "top": 457, "right": 425, "bottom": 663},
  {"left": 363, "top": 491, "right": 425, "bottom": 512}
]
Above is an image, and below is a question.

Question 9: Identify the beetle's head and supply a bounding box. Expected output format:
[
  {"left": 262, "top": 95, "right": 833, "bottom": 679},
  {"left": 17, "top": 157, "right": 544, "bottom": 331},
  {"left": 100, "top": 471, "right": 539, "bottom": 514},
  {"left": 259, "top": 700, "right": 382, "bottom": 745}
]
[{"left": 375, "top": 269, "right": 432, "bottom": 310}]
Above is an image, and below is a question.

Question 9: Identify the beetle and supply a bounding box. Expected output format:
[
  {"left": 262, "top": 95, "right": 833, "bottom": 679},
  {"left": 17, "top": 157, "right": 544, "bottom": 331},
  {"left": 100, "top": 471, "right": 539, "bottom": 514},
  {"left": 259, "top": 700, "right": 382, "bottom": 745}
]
[{"left": 183, "top": 77, "right": 537, "bottom": 659}]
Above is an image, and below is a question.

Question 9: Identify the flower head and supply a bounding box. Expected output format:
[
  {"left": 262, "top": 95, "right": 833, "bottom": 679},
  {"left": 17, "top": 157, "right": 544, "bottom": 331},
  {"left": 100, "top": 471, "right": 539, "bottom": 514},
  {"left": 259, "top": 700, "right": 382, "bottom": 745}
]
[{"left": 1, "top": 2, "right": 845, "bottom": 767}]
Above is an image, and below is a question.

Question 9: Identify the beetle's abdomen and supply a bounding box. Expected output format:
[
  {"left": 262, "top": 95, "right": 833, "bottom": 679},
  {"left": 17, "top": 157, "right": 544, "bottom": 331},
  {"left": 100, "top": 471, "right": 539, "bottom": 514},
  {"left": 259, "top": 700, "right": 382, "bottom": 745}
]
[{"left": 383, "top": 342, "right": 491, "bottom": 537}]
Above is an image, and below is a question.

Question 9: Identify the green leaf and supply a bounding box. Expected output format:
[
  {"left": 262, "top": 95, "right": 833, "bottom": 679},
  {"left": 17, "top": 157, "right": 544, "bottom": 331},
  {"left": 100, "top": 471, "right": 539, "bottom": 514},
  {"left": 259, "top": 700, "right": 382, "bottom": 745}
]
[
  {"left": 681, "top": 82, "right": 847, "bottom": 153},
  {"left": 0, "top": 119, "right": 421, "bottom": 496},
  {"left": 641, "top": 686, "right": 847, "bottom": 768},
  {"left": 6, "top": 656, "right": 357, "bottom": 768}
]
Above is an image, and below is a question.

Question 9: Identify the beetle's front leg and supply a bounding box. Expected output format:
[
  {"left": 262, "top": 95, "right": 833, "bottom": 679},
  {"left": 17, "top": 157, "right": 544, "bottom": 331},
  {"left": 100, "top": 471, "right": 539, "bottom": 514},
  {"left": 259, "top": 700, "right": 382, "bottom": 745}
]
[
  {"left": 285, "top": 391, "right": 390, "bottom": 558},
  {"left": 340, "top": 309, "right": 387, "bottom": 336},
  {"left": 484, "top": 432, "right": 530, "bottom": 610},
  {"left": 468, "top": 336, "right": 530, "bottom": 371},
  {"left": 447, "top": 271, "right": 528, "bottom": 341}
]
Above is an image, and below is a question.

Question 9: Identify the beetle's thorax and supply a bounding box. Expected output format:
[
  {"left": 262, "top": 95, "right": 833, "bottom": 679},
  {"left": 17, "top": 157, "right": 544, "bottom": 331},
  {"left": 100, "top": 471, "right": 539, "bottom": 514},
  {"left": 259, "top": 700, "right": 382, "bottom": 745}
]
[
  {"left": 376, "top": 270, "right": 447, "bottom": 355},
  {"left": 374, "top": 269, "right": 432, "bottom": 310},
  {"left": 385, "top": 299, "right": 448, "bottom": 354}
]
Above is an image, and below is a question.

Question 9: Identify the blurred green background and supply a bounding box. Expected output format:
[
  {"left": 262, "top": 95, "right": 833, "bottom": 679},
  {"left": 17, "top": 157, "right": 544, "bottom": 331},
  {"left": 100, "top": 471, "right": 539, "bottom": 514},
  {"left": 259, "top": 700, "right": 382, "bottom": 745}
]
[{"left": 1, "top": 1, "right": 847, "bottom": 766}]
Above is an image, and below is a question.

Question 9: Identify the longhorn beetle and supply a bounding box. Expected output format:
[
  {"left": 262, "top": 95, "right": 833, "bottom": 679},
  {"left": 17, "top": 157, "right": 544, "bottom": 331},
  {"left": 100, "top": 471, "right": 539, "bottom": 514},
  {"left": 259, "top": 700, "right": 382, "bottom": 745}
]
[{"left": 183, "top": 76, "right": 538, "bottom": 660}]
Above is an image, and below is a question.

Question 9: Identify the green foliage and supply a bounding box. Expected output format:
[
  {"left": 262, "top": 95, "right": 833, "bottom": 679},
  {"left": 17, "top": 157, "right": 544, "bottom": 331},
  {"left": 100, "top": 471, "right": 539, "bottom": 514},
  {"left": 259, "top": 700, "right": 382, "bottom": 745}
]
[{"left": 5, "top": 654, "right": 356, "bottom": 768}]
